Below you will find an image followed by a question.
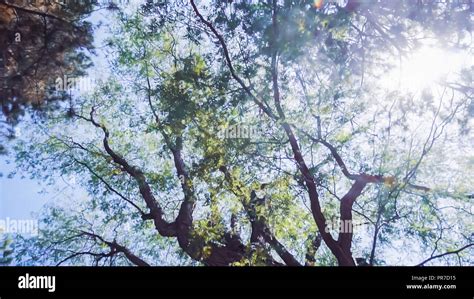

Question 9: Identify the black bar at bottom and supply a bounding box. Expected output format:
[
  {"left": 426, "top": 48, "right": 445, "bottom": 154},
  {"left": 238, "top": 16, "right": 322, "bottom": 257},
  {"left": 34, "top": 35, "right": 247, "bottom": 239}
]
[{"left": 0, "top": 266, "right": 471, "bottom": 298}]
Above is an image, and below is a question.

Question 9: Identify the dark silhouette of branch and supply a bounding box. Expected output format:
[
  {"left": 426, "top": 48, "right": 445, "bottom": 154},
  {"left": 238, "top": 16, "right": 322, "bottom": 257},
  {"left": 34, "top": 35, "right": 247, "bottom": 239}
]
[
  {"left": 79, "top": 231, "right": 151, "bottom": 266},
  {"left": 417, "top": 243, "right": 474, "bottom": 266},
  {"left": 57, "top": 231, "right": 150, "bottom": 266}
]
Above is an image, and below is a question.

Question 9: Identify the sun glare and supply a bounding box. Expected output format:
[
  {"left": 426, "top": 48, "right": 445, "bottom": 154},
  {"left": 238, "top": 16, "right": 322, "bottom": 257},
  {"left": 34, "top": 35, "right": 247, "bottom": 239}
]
[{"left": 384, "top": 46, "right": 469, "bottom": 92}]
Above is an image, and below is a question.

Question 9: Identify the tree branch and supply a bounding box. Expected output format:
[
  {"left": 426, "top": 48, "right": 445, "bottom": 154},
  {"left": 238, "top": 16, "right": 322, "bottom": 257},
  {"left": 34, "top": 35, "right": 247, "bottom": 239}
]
[
  {"left": 219, "top": 166, "right": 301, "bottom": 266},
  {"left": 417, "top": 243, "right": 474, "bottom": 266},
  {"left": 72, "top": 158, "right": 150, "bottom": 219},
  {"left": 268, "top": 0, "right": 352, "bottom": 266},
  {"left": 78, "top": 231, "right": 151, "bottom": 266},
  {"left": 189, "top": 0, "right": 277, "bottom": 119},
  {"left": 75, "top": 109, "right": 177, "bottom": 237}
]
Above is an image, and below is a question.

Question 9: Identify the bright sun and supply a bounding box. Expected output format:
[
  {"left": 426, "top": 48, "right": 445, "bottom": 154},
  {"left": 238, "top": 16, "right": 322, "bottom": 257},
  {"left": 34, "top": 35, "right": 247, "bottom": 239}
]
[{"left": 385, "top": 46, "right": 468, "bottom": 92}]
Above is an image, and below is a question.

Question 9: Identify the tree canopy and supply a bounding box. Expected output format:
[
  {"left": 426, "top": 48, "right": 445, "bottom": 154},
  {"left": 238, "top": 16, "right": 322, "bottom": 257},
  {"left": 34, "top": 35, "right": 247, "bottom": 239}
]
[
  {"left": 8, "top": 0, "right": 473, "bottom": 266},
  {"left": 0, "top": 0, "right": 96, "bottom": 153}
]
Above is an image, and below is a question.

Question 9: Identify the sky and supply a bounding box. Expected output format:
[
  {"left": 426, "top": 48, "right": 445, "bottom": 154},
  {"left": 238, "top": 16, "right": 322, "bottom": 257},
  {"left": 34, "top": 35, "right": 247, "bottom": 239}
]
[{"left": 0, "top": 158, "right": 50, "bottom": 220}]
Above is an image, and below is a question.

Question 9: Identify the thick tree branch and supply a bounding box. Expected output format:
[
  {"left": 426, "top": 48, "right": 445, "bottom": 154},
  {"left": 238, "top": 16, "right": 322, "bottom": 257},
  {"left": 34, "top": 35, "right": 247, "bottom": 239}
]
[
  {"left": 78, "top": 107, "right": 247, "bottom": 265},
  {"left": 75, "top": 109, "right": 177, "bottom": 237},
  {"left": 220, "top": 166, "right": 301, "bottom": 266},
  {"left": 338, "top": 179, "right": 367, "bottom": 255},
  {"left": 269, "top": 0, "right": 353, "bottom": 266},
  {"left": 296, "top": 125, "right": 434, "bottom": 191},
  {"left": 142, "top": 61, "right": 198, "bottom": 258}
]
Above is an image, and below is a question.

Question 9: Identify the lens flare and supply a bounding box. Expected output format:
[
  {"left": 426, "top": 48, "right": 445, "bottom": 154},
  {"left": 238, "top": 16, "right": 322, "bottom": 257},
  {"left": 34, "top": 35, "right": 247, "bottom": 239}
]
[{"left": 314, "top": 0, "right": 324, "bottom": 9}]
